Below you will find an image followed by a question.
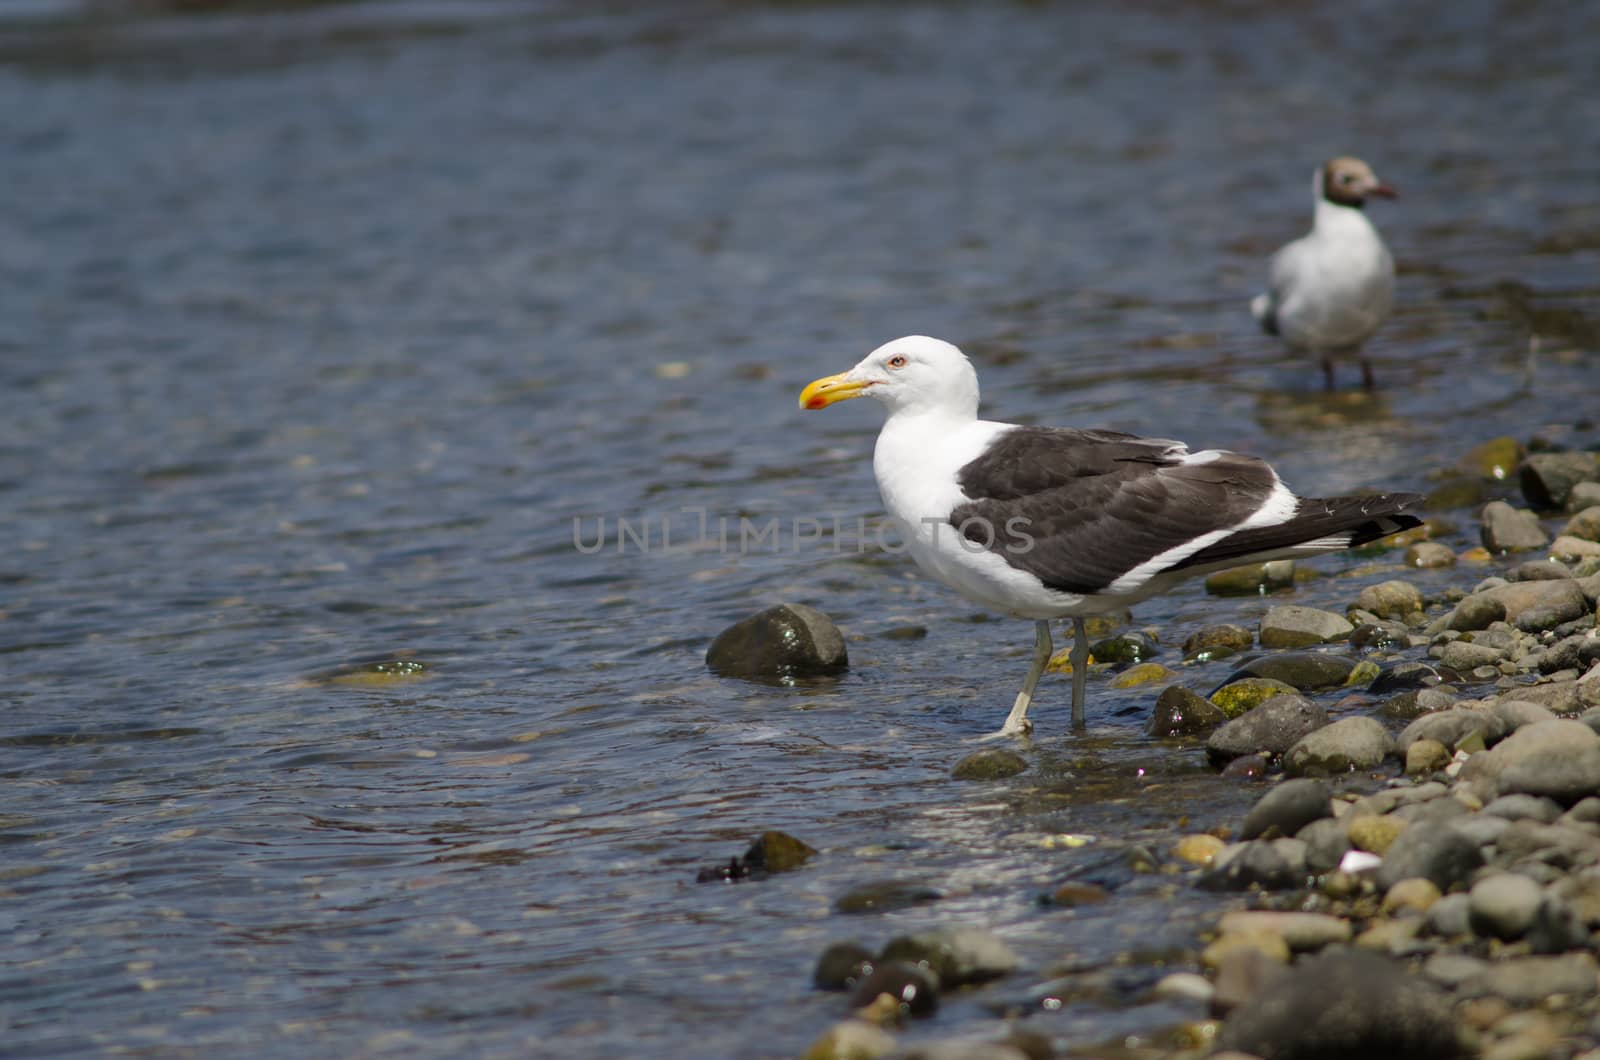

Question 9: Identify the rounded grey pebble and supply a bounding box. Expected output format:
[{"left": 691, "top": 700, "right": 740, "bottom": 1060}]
[
  {"left": 1482, "top": 793, "right": 1564, "bottom": 823},
  {"left": 1425, "top": 892, "right": 1473, "bottom": 937},
  {"left": 1468, "top": 872, "right": 1544, "bottom": 940},
  {"left": 1240, "top": 778, "right": 1332, "bottom": 840}
]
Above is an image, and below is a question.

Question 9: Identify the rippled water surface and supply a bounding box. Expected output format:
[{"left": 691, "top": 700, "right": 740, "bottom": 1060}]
[{"left": 3, "top": 0, "right": 1598, "bottom": 1055}]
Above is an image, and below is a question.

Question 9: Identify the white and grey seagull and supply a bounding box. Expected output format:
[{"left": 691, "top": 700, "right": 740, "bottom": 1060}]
[
  {"left": 1251, "top": 156, "right": 1397, "bottom": 389},
  {"left": 800, "top": 336, "right": 1421, "bottom": 737}
]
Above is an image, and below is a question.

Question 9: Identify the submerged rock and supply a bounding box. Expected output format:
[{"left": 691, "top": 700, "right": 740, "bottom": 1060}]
[
  {"left": 1355, "top": 579, "right": 1424, "bottom": 620},
  {"left": 1214, "top": 949, "right": 1462, "bottom": 1060},
  {"left": 1226, "top": 652, "right": 1360, "bottom": 691},
  {"left": 1089, "top": 630, "right": 1159, "bottom": 665},
  {"left": 697, "top": 829, "right": 818, "bottom": 882},
  {"left": 848, "top": 961, "right": 939, "bottom": 1017},
  {"left": 1147, "top": 685, "right": 1228, "bottom": 737},
  {"left": 1405, "top": 541, "right": 1457, "bottom": 569},
  {"left": 1183, "top": 623, "right": 1255, "bottom": 662},
  {"left": 814, "top": 942, "right": 876, "bottom": 991},
  {"left": 951, "top": 749, "right": 1028, "bottom": 781},
  {"left": 705, "top": 603, "right": 847, "bottom": 680},
  {"left": 1205, "top": 560, "right": 1297, "bottom": 596},
  {"left": 1259, "top": 605, "right": 1353, "bottom": 648},
  {"left": 835, "top": 881, "right": 942, "bottom": 915},
  {"left": 879, "top": 927, "right": 1018, "bottom": 987}
]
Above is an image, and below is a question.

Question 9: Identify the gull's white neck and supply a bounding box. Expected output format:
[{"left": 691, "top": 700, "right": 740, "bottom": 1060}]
[{"left": 1313, "top": 196, "right": 1380, "bottom": 241}]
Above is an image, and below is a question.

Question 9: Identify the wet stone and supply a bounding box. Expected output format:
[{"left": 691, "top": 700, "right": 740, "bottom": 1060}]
[
  {"left": 1462, "top": 435, "right": 1522, "bottom": 481},
  {"left": 1183, "top": 623, "right": 1254, "bottom": 662},
  {"left": 1350, "top": 621, "right": 1411, "bottom": 651},
  {"left": 879, "top": 624, "right": 928, "bottom": 641},
  {"left": 1283, "top": 717, "right": 1393, "bottom": 777},
  {"left": 1214, "top": 948, "right": 1460, "bottom": 1060},
  {"left": 1521, "top": 451, "right": 1600, "bottom": 510},
  {"left": 951, "top": 749, "right": 1028, "bottom": 781},
  {"left": 814, "top": 941, "right": 875, "bottom": 990},
  {"left": 1107, "top": 661, "right": 1176, "bottom": 689},
  {"left": 879, "top": 927, "right": 1018, "bottom": 987},
  {"left": 1207, "top": 695, "right": 1329, "bottom": 765},
  {"left": 1259, "top": 605, "right": 1353, "bottom": 648},
  {"left": 1089, "top": 630, "right": 1158, "bottom": 665},
  {"left": 1554, "top": 535, "right": 1600, "bottom": 562},
  {"left": 705, "top": 603, "right": 848, "bottom": 680},
  {"left": 1427, "top": 892, "right": 1474, "bottom": 937},
  {"left": 1369, "top": 661, "right": 1446, "bottom": 695},
  {"left": 697, "top": 829, "right": 817, "bottom": 881},
  {"left": 1205, "top": 560, "right": 1297, "bottom": 596},
  {"left": 1406, "top": 541, "right": 1457, "bottom": 569},
  {"left": 1482, "top": 500, "right": 1551, "bottom": 553},
  {"left": 1210, "top": 677, "right": 1300, "bottom": 717},
  {"left": 1172, "top": 834, "right": 1226, "bottom": 867},
  {"left": 1226, "top": 652, "right": 1359, "bottom": 691},
  {"left": 835, "top": 881, "right": 942, "bottom": 915},
  {"left": 848, "top": 960, "right": 939, "bottom": 1017},
  {"left": 1356, "top": 579, "right": 1423, "bottom": 620},
  {"left": 1221, "top": 753, "right": 1271, "bottom": 780},
  {"left": 1050, "top": 881, "right": 1111, "bottom": 906},
  {"left": 1147, "top": 685, "right": 1228, "bottom": 737},
  {"left": 1239, "top": 778, "right": 1332, "bottom": 840}
]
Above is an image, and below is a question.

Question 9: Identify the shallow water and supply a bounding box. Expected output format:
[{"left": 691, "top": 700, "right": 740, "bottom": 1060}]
[{"left": 2, "top": 0, "right": 1598, "bottom": 1056}]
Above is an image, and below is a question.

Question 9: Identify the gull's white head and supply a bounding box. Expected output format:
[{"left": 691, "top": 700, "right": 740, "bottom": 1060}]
[{"left": 798, "top": 335, "right": 980, "bottom": 419}]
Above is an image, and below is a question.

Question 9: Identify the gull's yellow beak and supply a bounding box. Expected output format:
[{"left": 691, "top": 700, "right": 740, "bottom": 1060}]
[{"left": 799, "top": 372, "right": 871, "bottom": 410}]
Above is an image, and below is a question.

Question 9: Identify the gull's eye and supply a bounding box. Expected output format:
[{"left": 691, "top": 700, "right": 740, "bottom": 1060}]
[
  {"left": 1341, "top": 172, "right": 1358, "bottom": 185},
  {"left": 887, "top": 354, "right": 909, "bottom": 369}
]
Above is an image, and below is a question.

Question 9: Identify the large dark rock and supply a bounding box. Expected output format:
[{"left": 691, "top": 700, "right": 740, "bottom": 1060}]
[
  {"left": 1207, "top": 695, "right": 1329, "bottom": 765},
  {"left": 1183, "top": 623, "right": 1255, "bottom": 662},
  {"left": 1240, "top": 778, "right": 1333, "bottom": 840},
  {"left": 951, "top": 748, "right": 1028, "bottom": 780},
  {"left": 813, "top": 941, "right": 874, "bottom": 990},
  {"left": 1521, "top": 452, "right": 1600, "bottom": 510},
  {"left": 706, "top": 603, "right": 847, "bottom": 680},
  {"left": 1215, "top": 948, "right": 1465, "bottom": 1060}
]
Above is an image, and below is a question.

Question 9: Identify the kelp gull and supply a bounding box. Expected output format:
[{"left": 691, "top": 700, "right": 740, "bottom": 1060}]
[{"left": 800, "top": 335, "right": 1422, "bottom": 737}]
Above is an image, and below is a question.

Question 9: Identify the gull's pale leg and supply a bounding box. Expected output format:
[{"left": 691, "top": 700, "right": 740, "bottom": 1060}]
[
  {"left": 992, "top": 620, "right": 1051, "bottom": 738},
  {"left": 1070, "top": 616, "right": 1089, "bottom": 731}
]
